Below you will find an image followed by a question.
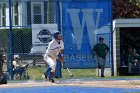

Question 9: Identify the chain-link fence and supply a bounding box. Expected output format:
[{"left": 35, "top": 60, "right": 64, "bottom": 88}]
[{"left": 0, "top": 0, "right": 61, "bottom": 78}]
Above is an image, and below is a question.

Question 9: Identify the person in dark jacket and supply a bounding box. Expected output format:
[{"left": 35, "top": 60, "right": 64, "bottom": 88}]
[{"left": 93, "top": 37, "right": 109, "bottom": 77}]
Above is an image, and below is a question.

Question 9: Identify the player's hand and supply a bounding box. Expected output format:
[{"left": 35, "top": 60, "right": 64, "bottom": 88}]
[
  {"left": 59, "top": 56, "right": 64, "bottom": 62},
  {"left": 57, "top": 53, "right": 64, "bottom": 62}
]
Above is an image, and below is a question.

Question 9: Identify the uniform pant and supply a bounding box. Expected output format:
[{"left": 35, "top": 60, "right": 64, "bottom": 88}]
[
  {"left": 97, "top": 57, "right": 106, "bottom": 76},
  {"left": 44, "top": 54, "right": 56, "bottom": 80}
]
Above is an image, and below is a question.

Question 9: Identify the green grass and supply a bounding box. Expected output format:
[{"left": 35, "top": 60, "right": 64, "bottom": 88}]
[
  {"left": 27, "top": 66, "right": 45, "bottom": 80},
  {"left": 26, "top": 66, "right": 140, "bottom": 80},
  {"left": 62, "top": 68, "right": 96, "bottom": 79},
  {"left": 27, "top": 66, "right": 96, "bottom": 80}
]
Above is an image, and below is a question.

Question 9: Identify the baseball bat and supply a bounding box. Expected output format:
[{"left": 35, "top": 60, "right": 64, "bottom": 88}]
[{"left": 67, "top": 68, "right": 73, "bottom": 77}]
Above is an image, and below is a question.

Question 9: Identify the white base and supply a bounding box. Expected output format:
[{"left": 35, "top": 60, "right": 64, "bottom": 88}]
[{"left": 96, "top": 68, "right": 111, "bottom": 77}]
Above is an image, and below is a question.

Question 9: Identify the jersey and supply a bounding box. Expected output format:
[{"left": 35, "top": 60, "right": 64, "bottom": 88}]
[
  {"left": 128, "top": 54, "right": 140, "bottom": 64},
  {"left": 45, "top": 39, "right": 64, "bottom": 59},
  {"left": 93, "top": 43, "right": 109, "bottom": 59}
]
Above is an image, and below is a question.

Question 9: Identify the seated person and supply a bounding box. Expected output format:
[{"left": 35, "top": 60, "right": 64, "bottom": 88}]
[
  {"left": 128, "top": 49, "right": 140, "bottom": 73},
  {"left": 13, "top": 55, "right": 26, "bottom": 79}
]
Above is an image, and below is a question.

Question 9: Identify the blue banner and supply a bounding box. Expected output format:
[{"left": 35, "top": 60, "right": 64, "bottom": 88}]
[{"left": 62, "top": 0, "right": 112, "bottom": 68}]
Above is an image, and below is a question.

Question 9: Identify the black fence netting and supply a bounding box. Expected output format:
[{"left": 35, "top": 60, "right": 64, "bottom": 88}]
[{"left": 0, "top": 0, "right": 58, "bottom": 76}]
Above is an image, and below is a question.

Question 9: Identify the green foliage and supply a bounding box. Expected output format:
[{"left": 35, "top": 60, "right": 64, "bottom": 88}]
[
  {"left": 113, "top": 0, "right": 140, "bottom": 19},
  {"left": 0, "top": 28, "right": 32, "bottom": 53},
  {"left": 0, "top": 29, "right": 10, "bottom": 53},
  {"left": 12, "top": 28, "right": 32, "bottom": 53}
]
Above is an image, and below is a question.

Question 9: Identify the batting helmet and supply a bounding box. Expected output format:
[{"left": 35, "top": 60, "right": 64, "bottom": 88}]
[{"left": 53, "top": 31, "right": 61, "bottom": 39}]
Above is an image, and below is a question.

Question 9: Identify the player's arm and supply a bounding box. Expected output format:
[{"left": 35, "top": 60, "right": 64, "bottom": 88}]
[
  {"left": 136, "top": 55, "right": 140, "bottom": 63},
  {"left": 58, "top": 40, "right": 64, "bottom": 62},
  {"left": 92, "top": 44, "right": 98, "bottom": 57},
  {"left": 105, "top": 44, "right": 110, "bottom": 56},
  {"left": 13, "top": 61, "right": 17, "bottom": 69},
  {"left": 59, "top": 50, "right": 64, "bottom": 62}
]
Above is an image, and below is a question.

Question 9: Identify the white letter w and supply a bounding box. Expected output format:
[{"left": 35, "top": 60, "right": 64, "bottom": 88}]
[{"left": 67, "top": 9, "right": 103, "bottom": 50}]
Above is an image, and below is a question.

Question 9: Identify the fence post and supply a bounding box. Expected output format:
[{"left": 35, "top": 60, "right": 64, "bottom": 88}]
[
  {"left": 110, "top": 0, "right": 114, "bottom": 76},
  {"left": 55, "top": 0, "right": 62, "bottom": 78},
  {"left": 8, "top": 0, "right": 13, "bottom": 80}
]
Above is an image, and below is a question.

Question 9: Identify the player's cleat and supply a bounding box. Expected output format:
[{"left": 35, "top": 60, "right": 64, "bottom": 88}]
[
  {"left": 42, "top": 74, "right": 45, "bottom": 80},
  {"left": 49, "top": 79, "right": 55, "bottom": 83},
  {"left": 42, "top": 73, "right": 48, "bottom": 80},
  {"left": 101, "top": 74, "right": 105, "bottom": 77}
]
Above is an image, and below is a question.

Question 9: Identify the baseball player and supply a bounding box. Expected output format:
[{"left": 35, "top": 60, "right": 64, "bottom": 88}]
[
  {"left": 43, "top": 31, "right": 64, "bottom": 83},
  {"left": 93, "top": 37, "right": 109, "bottom": 77}
]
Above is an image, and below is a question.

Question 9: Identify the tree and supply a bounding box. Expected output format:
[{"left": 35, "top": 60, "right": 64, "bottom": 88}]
[{"left": 113, "top": 0, "right": 140, "bottom": 19}]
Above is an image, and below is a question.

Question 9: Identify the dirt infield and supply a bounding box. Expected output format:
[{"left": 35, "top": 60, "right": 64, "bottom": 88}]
[{"left": 0, "top": 79, "right": 140, "bottom": 89}]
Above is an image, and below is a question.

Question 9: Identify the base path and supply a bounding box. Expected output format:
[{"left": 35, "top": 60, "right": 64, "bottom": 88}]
[{"left": 0, "top": 78, "right": 140, "bottom": 89}]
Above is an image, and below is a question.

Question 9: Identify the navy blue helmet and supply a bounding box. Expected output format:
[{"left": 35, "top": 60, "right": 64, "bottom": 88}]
[{"left": 53, "top": 31, "right": 61, "bottom": 39}]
